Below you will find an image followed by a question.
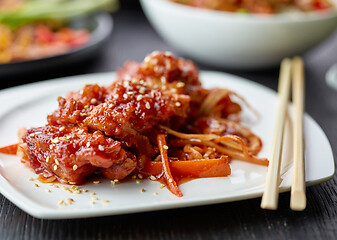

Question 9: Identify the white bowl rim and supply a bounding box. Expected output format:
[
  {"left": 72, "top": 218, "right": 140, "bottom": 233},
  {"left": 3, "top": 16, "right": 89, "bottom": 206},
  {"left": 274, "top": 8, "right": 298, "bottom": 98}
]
[{"left": 141, "top": 0, "right": 337, "bottom": 23}]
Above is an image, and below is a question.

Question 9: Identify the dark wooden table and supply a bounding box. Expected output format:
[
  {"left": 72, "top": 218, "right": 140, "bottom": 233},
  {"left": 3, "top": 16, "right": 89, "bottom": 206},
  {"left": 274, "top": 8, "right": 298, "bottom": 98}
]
[{"left": 1, "top": 5, "right": 337, "bottom": 240}]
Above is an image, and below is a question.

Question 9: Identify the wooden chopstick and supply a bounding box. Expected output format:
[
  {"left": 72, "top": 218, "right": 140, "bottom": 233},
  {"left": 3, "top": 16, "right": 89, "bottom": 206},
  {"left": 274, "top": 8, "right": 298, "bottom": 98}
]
[
  {"left": 261, "top": 58, "right": 292, "bottom": 210},
  {"left": 290, "top": 57, "right": 306, "bottom": 211}
]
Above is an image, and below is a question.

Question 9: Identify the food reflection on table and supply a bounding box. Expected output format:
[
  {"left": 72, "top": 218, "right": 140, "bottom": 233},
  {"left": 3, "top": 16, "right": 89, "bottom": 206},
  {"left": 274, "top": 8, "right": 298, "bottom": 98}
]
[
  {"left": 0, "top": 51, "right": 268, "bottom": 197},
  {"left": 172, "top": 0, "right": 334, "bottom": 14}
]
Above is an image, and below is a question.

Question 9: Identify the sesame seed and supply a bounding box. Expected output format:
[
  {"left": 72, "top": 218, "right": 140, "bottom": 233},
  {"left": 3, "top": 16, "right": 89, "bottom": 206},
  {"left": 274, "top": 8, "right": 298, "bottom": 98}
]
[
  {"left": 103, "top": 103, "right": 107, "bottom": 107},
  {"left": 161, "top": 85, "right": 167, "bottom": 90},
  {"left": 90, "top": 192, "right": 96, "bottom": 196},
  {"left": 86, "top": 142, "right": 91, "bottom": 148},
  {"left": 81, "top": 189, "right": 88, "bottom": 193},
  {"left": 67, "top": 198, "right": 74, "bottom": 204},
  {"left": 55, "top": 159, "right": 59, "bottom": 165},
  {"left": 53, "top": 185, "right": 59, "bottom": 188},
  {"left": 35, "top": 131, "right": 42, "bottom": 135},
  {"left": 135, "top": 110, "right": 139, "bottom": 115},
  {"left": 123, "top": 93, "right": 128, "bottom": 99},
  {"left": 177, "top": 82, "right": 185, "bottom": 88},
  {"left": 66, "top": 135, "right": 71, "bottom": 140},
  {"left": 93, "top": 181, "right": 100, "bottom": 184},
  {"left": 137, "top": 95, "right": 143, "bottom": 101},
  {"left": 91, "top": 98, "right": 97, "bottom": 104},
  {"left": 163, "top": 145, "right": 169, "bottom": 150},
  {"left": 144, "top": 56, "right": 151, "bottom": 62},
  {"left": 80, "top": 113, "right": 87, "bottom": 117},
  {"left": 110, "top": 180, "right": 116, "bottom": 185},
  {"left": 59, "top": 136, "right": 67, "bottom": 141},
  {"left": 136, "top": 180, "right": 141, "bottom": 184},
  {"left": 114, "top": 179, "right": 119, "bottom": 183},
  {"left": 98, "top": 145, "right": 105, "bottom": 151},
  {"left": 138, "top": 174, "right": 143, "bottom": 179},
  {"left": 50, "top": 145, "right": 54, "bottom": 150},
  {"left": 48, "top": 183, "right": 54, "bottom": 186},
  {"left": 59, "top": 126, "right": 65, "bottom": 131},
  {"left": 62, "top": 186, "right": 68, "bottom": 190},
  {"left": 131, "top": 78, "right": 138, "bottom": 83},
  {"left": 28, "top": 177, "right": 34, "bottom": 181},
  {"left": 150, "top": 176, "right": 156, "bottom": 181},
  {"left": 168, "top": 178, "right": 173, "bottom": 183},
  {"left": 175, "top": 102, "right": 181, "bottom": 107},
  {"left": 73, "top": 165, "right": 78, "bottom": 171},
  {"left": 102, "top": 200, "right": 110, "bottom": 203},
  {"left": 34, "top": 183, "right": 39, "bottom": 187},
  {"left": 132, "top": 175, "right": 137, "bottom": 179},
  {"left": 29, "top": 133, "right": 35, "bottom": 137},
  {"left": 78, "top": 129, "right": 84, "bottom": 134},
  {"left": 139, "top": 87, "right": 146, "bottom": 94},
  {"left": 45, "top": 189, "right": 51, "bottom": 193},
  {"left": 74, "top": 190, "right": 81, "bottom": 194},
  {"left": 108, "top": 103, "right": 113, "bottom": 108},
  {"left": 150, "top": 59, "right": 158, "bottom": 65},
  {"left": 84, "top": 105, "right": 89, "bottom": 109},
  {"left": 151, "top": 91, "right": 155, "bottom": 98},
  {"left": 51, "top": 138, "right": 59, "bottom": 144},
  {"left": 92, "top": 197, "right": 98, "bottom": 201},
  {"left": 160, "top": 184, "right": 165, "bottom": 189},
  {"left": 157, "top": 66, "right": 165, "bottom": 73},
  {"left": 161, "top": 76, "right": 167, "bottom": 84},
  {"left": 170, "top": 88, "right": 177, "bottom": 93},
  {"left": 54, "top": 165, "right": 58, "bottom": 171},
  {"left": 145, "top": 102, "right": 151, "bottom": 109},
  {"left": 127, "top": 91, "right": 134, "bottom": 95},
  {"left": 140, "top": 188, "right": 146, "bottom": 193},
  {"left": 153, "top": 192, "right": 158, "bottom": 195},
  {"left": 58, "top": 200, "right": 64, "bottom": 205},
  {"left": 69, "top": 182, "right": 76, "bottom": 185},
  {"left": 60, "top": 179, "right": 68, "bottom": 183},
  {"left": 140, "top": 80, "right": 144, "bottom": 84},
  {"left": 90, "top": 201, "right": 95, "bottom": 205}
]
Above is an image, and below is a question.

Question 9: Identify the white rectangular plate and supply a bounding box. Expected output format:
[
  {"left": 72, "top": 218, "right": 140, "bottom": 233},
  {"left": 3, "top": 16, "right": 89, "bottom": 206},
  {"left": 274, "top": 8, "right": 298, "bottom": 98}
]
[{"left": 0, "top": 71, "right": 334, "bottom": 219}]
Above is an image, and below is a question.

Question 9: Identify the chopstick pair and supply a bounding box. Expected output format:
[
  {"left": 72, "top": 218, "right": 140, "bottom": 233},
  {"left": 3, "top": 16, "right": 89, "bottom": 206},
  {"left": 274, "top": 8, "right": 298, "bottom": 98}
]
[{"left": 261, "top": 57, "right": 306, "bottom": 211}]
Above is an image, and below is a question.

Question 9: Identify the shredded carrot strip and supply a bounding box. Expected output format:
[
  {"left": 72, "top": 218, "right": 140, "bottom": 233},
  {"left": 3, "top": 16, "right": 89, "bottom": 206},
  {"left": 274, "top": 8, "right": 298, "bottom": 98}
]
[
  {"left": 0, "top": 143, "right": 18, "bottom": 155},
  {"left": 157, "top": 134, "right": 183, "bottom": 197},
  {"left": 141, "top": 158, "right": 231, "bottom": 178}
]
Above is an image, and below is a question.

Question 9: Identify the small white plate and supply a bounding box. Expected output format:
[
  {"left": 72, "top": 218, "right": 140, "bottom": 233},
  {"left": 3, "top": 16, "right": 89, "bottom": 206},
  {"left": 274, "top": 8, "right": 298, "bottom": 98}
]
[{"left": 0, "top": 71, "right": 334, "bottom": 219}]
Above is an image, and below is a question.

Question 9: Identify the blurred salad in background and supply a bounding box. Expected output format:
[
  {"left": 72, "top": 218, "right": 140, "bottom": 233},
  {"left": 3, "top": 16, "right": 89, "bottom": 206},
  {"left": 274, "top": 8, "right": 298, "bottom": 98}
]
[{"left": 0, "top": 0, "right": 119, "bottom": 64}]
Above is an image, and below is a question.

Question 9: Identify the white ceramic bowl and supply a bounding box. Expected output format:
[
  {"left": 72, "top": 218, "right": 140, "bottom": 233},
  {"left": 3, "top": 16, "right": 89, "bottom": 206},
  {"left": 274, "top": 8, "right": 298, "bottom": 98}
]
[{"left": 140, "top": 0, "right": 337, "bottom": 69}]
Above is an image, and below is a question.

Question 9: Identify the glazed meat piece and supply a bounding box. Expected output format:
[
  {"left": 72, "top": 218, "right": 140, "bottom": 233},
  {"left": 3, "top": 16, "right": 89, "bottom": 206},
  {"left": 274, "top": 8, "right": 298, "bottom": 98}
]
[
  {"left": 47, "top": 84, "right": 110, "bottom": 126},
  {"left": 22, "top": 125, "right": 137, "bottom": 183},
  {"left": 117, "top": 51, "right": 204, "bottom": 105},
  {"left": 83, "top": 80, "right": 191, "bottom": 144},
  {"left": 47, "top": 52, "right": 200, "bottom": 149}
]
